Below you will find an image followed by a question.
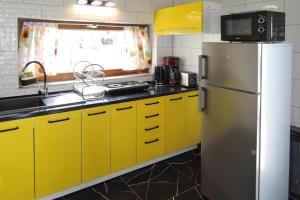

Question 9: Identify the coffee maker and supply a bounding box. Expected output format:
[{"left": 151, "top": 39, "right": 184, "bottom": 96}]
[
  {"left": 163, "top": 56, "right": 180, "bottom": 85},
  {"left": 154, "top": 57, "right": 180, "bottom": 86}
]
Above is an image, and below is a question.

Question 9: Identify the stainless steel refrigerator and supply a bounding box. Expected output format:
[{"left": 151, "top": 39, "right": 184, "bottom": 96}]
[{"left": 199, "top": 42, "right": 292, "bottom": 200}]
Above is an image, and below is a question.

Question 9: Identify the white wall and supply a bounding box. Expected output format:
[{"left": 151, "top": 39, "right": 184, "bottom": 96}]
[
  {"left": 219, "top": 0, "right": 300, "bottom": 127},
  {"left": 0, "top": 0, "right": 174, "bottom": 97}
]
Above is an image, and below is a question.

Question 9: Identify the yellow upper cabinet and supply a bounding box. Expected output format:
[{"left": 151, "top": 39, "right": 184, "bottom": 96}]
[
  {"left": 154, "top": 1, "right": 203, "bottom": 35},
  {"left": 0, "top": 118, "right": 34, "bottom": 200}
]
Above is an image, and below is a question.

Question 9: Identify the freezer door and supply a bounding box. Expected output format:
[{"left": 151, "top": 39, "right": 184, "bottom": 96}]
[
  {"left": 200, "top": 85, "right": 258, "bottom": 200},
  {"left": 200, "top": 42, "right": 261, "bottom": 94}
]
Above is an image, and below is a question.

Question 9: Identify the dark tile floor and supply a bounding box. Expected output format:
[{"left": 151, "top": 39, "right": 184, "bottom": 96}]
[{"left": 56, "top": 149, "right": 203, "bottom": 200}]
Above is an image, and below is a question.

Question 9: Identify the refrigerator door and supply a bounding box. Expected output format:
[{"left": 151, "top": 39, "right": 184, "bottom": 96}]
[
  {"left": 200, "top": 85, "right": 258, "bottom": 200},
  {"left": 200, "top": 42, "right": 261, "bottom": 94}
]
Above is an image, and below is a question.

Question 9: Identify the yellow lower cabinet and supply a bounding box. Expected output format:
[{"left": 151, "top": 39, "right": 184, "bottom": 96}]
[
  {"left": 184, "top": 91, "right": 201, "bottom": 147},
  {"left": 137, "top": 134, "right": 165, "bottom": 163},
  {"left": 34, "top": 111, "right": 81, "bottom": 198},
  {"left": 0, "top": 119, "right": 34, "bottom": 200},
  {"left": 82, "top": 106, "right": 111, "bottom": 183},
  {"left": 111, "top": 102, "right": 137, "bottom": 172},
  {"left": 165, "top": 94, "right": 185, "bottom": 154}
]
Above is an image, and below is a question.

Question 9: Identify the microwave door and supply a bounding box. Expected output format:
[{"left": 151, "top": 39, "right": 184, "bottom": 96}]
[
  {"left": 221, "top": 13, "right": 261, "bottom": 41},
  {"left": 199, "top": 42, "right": 261, "bottom": 94}
]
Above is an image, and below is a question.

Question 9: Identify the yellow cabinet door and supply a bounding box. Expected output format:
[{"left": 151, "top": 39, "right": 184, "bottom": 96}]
[
  {"left": 34, "top": 111, "right": 81, "bottom": 198},
  {"left": 0, "top": 119, "right": 34, "bottom": 200},
  {"left": 137, "top": 134, "right": 165, "bottom": 164},
  {"left": 184, "top": 91, "right": 201, "bottom": 147},
  {"left": 155, "top": 1, "right": 203, "bottom": 35},
  {"left": 111, "top": 102, "right": 137, "bottom": 172},
  {"left": 165, "top": 94, "right": 185, "bottom": 154},
  {"left": 82, "top": 106, "right": 111, "bottom": 183}
]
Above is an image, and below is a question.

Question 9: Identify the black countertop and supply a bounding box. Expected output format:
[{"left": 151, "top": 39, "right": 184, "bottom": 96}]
[{"left": 0, "top": 85, "right": 198, "bottom": 122}]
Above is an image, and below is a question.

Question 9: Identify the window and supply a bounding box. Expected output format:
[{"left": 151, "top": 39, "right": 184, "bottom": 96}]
[{"left": 18, "top": 20, "right": 152, "bottom": 82}]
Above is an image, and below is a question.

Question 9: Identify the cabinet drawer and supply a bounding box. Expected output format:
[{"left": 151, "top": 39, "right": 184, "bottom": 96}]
[
  {"left": 137, "top": 134, "right": 165, "bottom": 163},
  {"left": 137, "top": 97, "right": 165, "bottom": 113},
  {"left": 137, "top": 109, "right": 165, "bottom": 125},
  {"left": 137, "top": 122, "right": 165, "bottom": 139}
]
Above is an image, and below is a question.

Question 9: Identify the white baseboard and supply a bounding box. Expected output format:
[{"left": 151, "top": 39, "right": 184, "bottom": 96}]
[{"left": 38, "top": 145, "right": 197, "bottom": 200}]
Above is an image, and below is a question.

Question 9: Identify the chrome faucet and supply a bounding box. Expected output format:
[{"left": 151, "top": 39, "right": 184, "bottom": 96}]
[{"left": 23, "top": 61, "right": 48, "bottom": 97}]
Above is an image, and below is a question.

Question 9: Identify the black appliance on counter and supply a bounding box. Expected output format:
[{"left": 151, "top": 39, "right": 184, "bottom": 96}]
[
  {"left": 153, "top": 57, "right": 181, "bottom": 86},
  {"left": 221, "top": 11, "right": 285, "bottom": 42},
  {"left": 153, "top": 66, "right": 169, "bottom": 85},
  {"left": 104, "top": 81, "right": 150, "bottom": 95}
]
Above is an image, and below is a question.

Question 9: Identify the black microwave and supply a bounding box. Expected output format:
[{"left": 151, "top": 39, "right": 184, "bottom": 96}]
[{"left": 221, "top": 11, "right": 285, "bottom": 42}]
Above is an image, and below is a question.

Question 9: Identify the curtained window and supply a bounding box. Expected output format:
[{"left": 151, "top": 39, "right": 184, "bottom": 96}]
[{"left": 18, "top": 20, "right": 152, "bottom": 82}]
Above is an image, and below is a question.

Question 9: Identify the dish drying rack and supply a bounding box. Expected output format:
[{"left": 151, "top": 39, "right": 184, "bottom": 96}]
[{"left": 73, "top": 61, "right": 106, "bottom": 100}]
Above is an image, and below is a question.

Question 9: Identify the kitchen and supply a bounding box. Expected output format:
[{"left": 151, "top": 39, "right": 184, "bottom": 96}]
[{"left": 0, "top": 0, "right": 299, "bottom": 200}]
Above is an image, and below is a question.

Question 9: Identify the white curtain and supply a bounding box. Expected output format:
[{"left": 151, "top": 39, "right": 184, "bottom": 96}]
[
  {"left": 19, "top": 22, "right": 59, "bottom": 76},
  {"left": 124, "top": 26, "right": 152, "bottom": 70}
]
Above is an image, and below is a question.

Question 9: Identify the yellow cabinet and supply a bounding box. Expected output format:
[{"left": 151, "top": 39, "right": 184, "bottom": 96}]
[
  {"left": 154, "top": 1, "right": 203, "bottom": 35},
  {"left": 82, "top": 106, "right": 111, "bottom": 183},
  {"left": 184, "top": 91, "right": 201, "bottom": 147},
  {"left": 137, "top": 134, "right": 165, "bottom": 163},
  {"left": 34, "top": 111, "right": 81, "bottom": 198},
  {"left": 111, "top": 102, "right": 137, "bottom": 172},
  {"left": 137, "top": 97, "right": 165, "bottom": 113},
  {"left": 165, "top": 94, "right": 185, "bottom": 154},
  {"left": 0, "top": 119, "right": 34, "bottom": 200}
]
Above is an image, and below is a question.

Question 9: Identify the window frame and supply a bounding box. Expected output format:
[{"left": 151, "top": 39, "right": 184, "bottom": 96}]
[{"left": 18, "top": 18, "right": 151, "bottom": 83}]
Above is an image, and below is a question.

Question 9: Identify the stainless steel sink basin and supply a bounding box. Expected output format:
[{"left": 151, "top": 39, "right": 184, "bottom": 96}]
[{"left": 0, "top": 96, "right": 46, "bottom": 113}]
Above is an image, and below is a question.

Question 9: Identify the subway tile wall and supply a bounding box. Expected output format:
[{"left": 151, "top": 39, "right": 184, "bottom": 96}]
[
  {"left": 220, "top": 0, "right": 300, "bottom": 128},
  {"left": 0, "top": 0, "right": 173, "bottom": 98}
]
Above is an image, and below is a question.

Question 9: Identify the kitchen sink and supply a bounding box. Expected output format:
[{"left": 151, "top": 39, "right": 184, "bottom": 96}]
[
  {"left": 0, "top": 92, "right": 86, "bottom": 115},
  {"left": 0, "top": 96, "right": 46, "bottom": 113}
]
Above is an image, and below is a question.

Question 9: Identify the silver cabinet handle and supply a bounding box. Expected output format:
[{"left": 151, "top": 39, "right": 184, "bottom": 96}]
[
  {"left": 0, "top": 126, "right": 19, "bottom": 133},
  {"left": 199, "top": 55, "right": 208, "bottom": 80},
  {"left": 199, "top": 87, "right": 207, "bottom": 111}
]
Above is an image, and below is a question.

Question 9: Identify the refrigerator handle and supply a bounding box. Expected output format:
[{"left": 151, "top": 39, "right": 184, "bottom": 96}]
[
  {"left": 199, "top": 55, "right": 208, "bottom": 80},
  {"left": 199, "top": 87, "right": 207, "bottom": 112}
]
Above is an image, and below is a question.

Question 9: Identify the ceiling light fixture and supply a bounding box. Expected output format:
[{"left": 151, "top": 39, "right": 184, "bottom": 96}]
[{"left": 77, "top": 0, "right": 116, "bottom": 7}]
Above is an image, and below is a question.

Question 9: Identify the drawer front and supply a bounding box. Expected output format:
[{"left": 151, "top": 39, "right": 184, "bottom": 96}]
[
  {"left": 137, "top": 97, "right": 165, "bottom": 113},
  {"left": 137, "top": 122, "right": 165, "bottom": 139},
  {"left": 137, "top": 134, "right": 165, "bottom": 163},
  {"left": 137, "top": 109, "right": 165, "bottom": 125}
]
